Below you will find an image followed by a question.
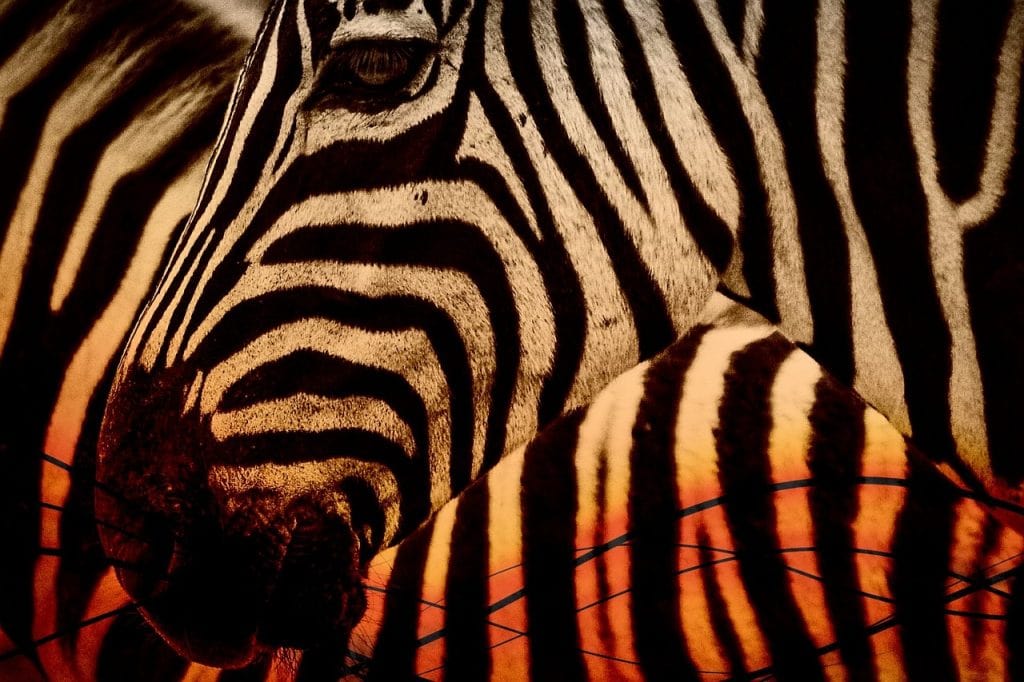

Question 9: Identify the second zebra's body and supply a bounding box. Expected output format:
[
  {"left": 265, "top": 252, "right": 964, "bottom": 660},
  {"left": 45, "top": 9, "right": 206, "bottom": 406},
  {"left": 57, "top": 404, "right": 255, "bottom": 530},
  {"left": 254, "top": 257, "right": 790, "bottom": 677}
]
[
  {"left": 89, "top": 0, "right": 1024, "bottom": 671},
  {"left": 347, "top": 298, "right": 1024, "bottom": 680}
]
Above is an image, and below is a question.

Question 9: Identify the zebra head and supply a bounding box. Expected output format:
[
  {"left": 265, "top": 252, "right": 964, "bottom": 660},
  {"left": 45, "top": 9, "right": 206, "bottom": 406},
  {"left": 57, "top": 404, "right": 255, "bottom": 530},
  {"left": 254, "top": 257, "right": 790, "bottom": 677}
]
[{"left": 96, "top": 0, "right": 720, "bottom": 667}]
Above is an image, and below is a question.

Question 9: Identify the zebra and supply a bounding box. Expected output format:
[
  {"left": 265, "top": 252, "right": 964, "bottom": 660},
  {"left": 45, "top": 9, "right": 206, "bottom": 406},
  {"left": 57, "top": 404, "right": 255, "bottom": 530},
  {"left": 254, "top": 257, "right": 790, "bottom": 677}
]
[
  {"left": 92, "top": 0, "right": 1024, "bottom": 669},
  {"left": 0, "top": 0, "right": 275, "bottom": 678},
  {"left": 343, "top": 296, "right": 1024, "bottom": 680}
]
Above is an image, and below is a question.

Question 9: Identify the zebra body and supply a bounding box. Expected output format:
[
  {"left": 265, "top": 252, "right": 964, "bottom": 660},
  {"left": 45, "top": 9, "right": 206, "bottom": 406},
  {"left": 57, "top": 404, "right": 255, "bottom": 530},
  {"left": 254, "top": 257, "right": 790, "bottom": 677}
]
[{"left": 347, "top": 298, "right": 1024, "bottom": 680}]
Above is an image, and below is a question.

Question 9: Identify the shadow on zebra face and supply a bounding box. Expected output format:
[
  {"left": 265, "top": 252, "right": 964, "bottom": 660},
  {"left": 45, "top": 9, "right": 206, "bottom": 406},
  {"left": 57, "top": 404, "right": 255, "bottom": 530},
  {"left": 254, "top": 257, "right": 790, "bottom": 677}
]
[{"left": 96, "top": 0, "right": 481, "bottom": 669}]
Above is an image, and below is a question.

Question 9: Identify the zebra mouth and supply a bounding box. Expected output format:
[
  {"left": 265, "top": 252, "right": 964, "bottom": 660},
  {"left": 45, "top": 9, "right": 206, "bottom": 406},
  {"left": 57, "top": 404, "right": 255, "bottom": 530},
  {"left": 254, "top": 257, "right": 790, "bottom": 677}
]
[
  {"left": 311, "top": 39, "right": 438, "bottom": 111},
  {"left": 96, "top": 378, "right": 371, "bottom": 667},
  {"left": 102, "top": 499, "right": 369, "bottom": 668}
]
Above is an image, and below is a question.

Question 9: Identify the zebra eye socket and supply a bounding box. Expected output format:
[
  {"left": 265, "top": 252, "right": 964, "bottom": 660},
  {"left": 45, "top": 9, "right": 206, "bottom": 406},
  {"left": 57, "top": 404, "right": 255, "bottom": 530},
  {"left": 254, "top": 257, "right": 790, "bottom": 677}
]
[
  {"left": 338, "top": 41, "right": 424, "bottom": 87},
  {"left": 314, "top": 39, "right": 436, "bottom": 109}
]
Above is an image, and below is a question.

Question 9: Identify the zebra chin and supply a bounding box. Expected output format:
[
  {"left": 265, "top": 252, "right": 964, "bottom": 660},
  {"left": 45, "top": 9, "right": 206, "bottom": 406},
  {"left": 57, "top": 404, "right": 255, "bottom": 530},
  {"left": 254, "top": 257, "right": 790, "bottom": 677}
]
[{"left": 94, "top": 365, "right": 382, "bottom": 667}]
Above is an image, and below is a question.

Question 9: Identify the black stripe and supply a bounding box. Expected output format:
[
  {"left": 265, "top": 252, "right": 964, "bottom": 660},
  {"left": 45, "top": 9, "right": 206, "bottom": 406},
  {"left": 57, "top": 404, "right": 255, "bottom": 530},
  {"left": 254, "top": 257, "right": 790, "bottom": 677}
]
[
  {"left": 844, "top": 1, "right": 956, "bottom": 462},
  {"left": 502, "top": 2, "right": 676, "bottom": 361},
  {"left": 806, "top": 374, "right": 875, "bottom": 682},
  {"left": 55, "top": 360, "right": 121, "bottom": 649},
  {"left": 56, "top": 102, "right": 229, "bottom": 344},
  {"left": 554, "top": 0, "right": 648, "bottom": 211},
  {"left": 659, "top": 0, "right": 777, "bottom": 320},
  {"left": 443, "top": 478, "right": 491, "bottom": 680},
  {"left": 468, "top": 81, "right": 588, "bottom": 429},
  {"left": 758, "top": 0, "right": 854, "bottom": 384},
  {"left": 448, "top": 156, "right": 550, "bottom": 466},
  {"left": 716, "top": 333, "right": 825, "bottom": 681},
  {"left": 521, "top": 409, "right": 586, "bottom": 681},
  {"left": 963, "top": 85, "right": 1024, "bottom": 485},
  {"left": 593, "top": 445, "right": 615, "bottom": 655},
  {"left": 966, "top": 514, "right": 1003, "bottom": 654},
  {"left": 0, "top": 0, "right": 60, "bottom": 68},
  {"left": 605, "top": 0, "right": 734, "bottom": 273},
  {"left": 697, "top": 525, "right": 747, "bottom": 678},
  {"left": 189, "top": 0, "right": 283, "bottom": 225},
  {"left": 890, "top": 457, "right": 958, "bottom": 681},
  {"left": 366, "top": 517, "right": 435, "bottom": 682},
  {"left": 629, "top": 326, "right": 710, "bottom": 682},
  {"left": 717, "top": 0, "right": 747, "bottom": 51},
  {"left": 0, "top": 0, "right": 128, "bottom": 249},
  {"left": 933, "top": 0, "right": 1012, "bottom": 202},
  {"left": 199, "top": 0, "right": 303, "bottom": 233}
]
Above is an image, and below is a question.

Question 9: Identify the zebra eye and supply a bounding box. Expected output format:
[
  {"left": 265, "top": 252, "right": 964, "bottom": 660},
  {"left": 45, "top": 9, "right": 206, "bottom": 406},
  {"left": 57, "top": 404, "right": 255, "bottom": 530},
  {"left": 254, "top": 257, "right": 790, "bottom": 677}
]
[
  {"left": 314, "top": 39, "right": 436, "bottom": 108},
  {"left": 339, "top": 41, "right": 421, "bottom": 86}
]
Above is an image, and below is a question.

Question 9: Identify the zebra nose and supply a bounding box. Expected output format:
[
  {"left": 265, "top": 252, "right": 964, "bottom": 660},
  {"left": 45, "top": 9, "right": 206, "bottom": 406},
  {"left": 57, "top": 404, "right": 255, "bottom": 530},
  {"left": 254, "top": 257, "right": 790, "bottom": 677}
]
[
  {"left": 95, "top": 484, "right": 178, "bottom": 605},
  {"left": 259, "top": 502, "right": 367, "bottom": 649}
]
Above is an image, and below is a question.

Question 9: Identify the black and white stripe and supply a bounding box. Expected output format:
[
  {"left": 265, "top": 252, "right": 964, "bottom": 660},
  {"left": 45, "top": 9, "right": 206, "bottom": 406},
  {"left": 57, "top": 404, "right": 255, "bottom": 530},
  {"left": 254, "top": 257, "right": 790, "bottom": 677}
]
[
  {"left": 0, "top": 0, "right": 270, "bottom": 678},
  {"left": 93, "top": 0, "right": 1024, "bottom": 667},
  {"left": 343, "top": 301, "right": 1024, "bottom": 680}
]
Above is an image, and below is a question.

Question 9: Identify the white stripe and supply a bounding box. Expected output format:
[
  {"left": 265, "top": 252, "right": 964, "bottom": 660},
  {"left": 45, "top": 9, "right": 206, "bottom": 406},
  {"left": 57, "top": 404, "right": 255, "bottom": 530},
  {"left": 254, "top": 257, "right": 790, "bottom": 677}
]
[
  {"left": 211, "top": 393, "right": 416, "bottom": 458},
  {"left": 484, "top": 0, "right": 639, "bottom": 413},
  {"left": 0, "top": 44, "right": 150, "bottom": 353},
  {"left": 45, "top": 160, "right": 207, "bottom": 459},
  {"left": 694, "top": 0, "right": 815, "bottom": 346},
  {"left": 456, "top": 93, "right": 541, "bottom": 239},
  {"left": 742, "top": 0, "right": 765, "bottom": 66},
  {"left": 906, "top": 0, "right": 1024, "bottom": 477},
  {"left": 184, "top": 260, "right": 495, "bottom": 478},
  {"left": 199, "top": 319, "right": 454, "bottom": 508},
  {"left": 814, "top": 0, "right": 910, "bottom": 435},
  {"left": 132, "top": 230, "right": 214, "bottom": 374},
  {"left": 622, "top": 0, "right": 741, "bottom": 233},
  {"left": 183, "top": 0, "right": 266, "bottom": 39}
]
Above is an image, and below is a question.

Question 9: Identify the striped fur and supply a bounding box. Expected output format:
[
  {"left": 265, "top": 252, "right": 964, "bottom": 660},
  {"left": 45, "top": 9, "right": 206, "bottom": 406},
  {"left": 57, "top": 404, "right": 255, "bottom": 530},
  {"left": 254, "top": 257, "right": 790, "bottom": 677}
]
[
  {"left": 345, "top": 300, "right": 1024, "bottom": 680},
  {"left": 0, "top": 0, "right": 271, "bottom": 678},
  {"left": 93, "top": 0, "right": 1024, "bottom": 667}
]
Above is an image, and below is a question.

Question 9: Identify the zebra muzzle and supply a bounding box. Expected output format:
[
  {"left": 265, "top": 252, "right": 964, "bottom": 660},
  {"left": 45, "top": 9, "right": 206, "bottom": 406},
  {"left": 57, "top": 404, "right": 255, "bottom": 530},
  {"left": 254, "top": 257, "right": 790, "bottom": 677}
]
[
  {"left": 96, "top": 391, "right": 369, "bottom": 667},
  {"left": 98, "top": 489, "right": 368, "bottom": 667}
]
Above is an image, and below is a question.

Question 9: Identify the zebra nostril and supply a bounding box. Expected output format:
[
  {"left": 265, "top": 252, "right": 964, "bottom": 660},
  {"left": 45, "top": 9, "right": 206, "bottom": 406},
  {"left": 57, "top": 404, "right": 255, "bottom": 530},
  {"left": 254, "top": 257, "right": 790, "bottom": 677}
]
[{"left": 258, "top": 504, "right": 366, "bottom": 649}]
